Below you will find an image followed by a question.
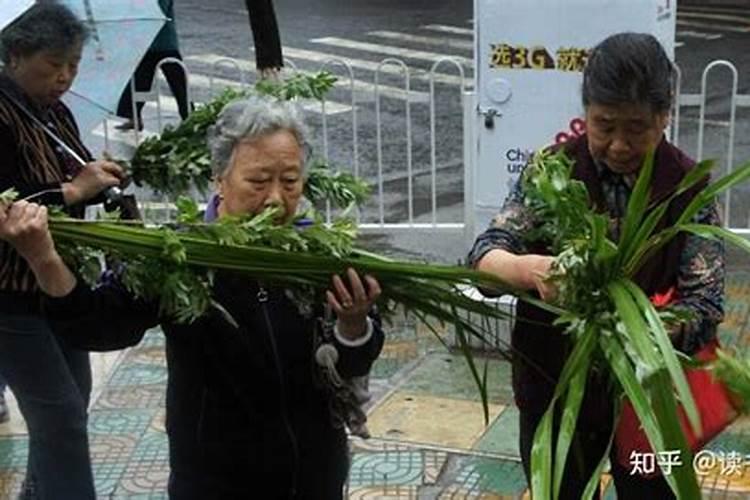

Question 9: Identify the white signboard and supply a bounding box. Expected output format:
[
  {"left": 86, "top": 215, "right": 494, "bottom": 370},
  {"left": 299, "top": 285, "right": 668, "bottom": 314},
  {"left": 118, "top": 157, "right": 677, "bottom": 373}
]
[{"left": 471, "top": 0, "right": 676, "bottom": 234}]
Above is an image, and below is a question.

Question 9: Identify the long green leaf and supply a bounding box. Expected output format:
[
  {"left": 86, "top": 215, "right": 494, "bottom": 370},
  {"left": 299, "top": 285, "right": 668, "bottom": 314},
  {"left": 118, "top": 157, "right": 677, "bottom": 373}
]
[
  {"left": 607, "top": 281, "right": 659, "bottom": 370},
  {"left": 675, "top": 160, "right": 750, "bottom": 228},
  {"left": 553, "top": 365, "right": 588, "bottom": 500},
  {"left": 453, "top": 306, "right": 490, "bottom": 424},
  {"left": 621, "top": 279, "right": 699, "bottom": 435},
  {"left": 599, "top": 334, "right": 677, "bottom": 493},
  {"left": 531, "top": 407, "right": 554, "bottom": 500},
  {"left": 608, "top": 279, "right": 700, "bottom": 498},
  {"left": 618, "top": 149, "right": 655, "bottom": 267},
  {"left": 625, "top": 159, "right": 716, "bottom": 273},
  {"left": 649, "top": 369, "right": 701, "bottom": 499},
  {"left": 679, "top": 223, "right": 750, "bottom": 255},
  {"left": 625, "top": 159, "right": 748, "bottom": 277},
  {"left": 581, "top": 400, "right": 619, "bottom": 499},
  {"left": 532, "top": 322, "right": 598, "bottom": 498},
  {"left": 672, "top": 159, "right": 716, "bottom": 199}
]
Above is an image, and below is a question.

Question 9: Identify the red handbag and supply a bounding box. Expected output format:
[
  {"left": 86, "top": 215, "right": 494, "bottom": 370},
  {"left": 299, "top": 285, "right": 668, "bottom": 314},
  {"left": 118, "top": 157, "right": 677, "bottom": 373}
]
[{"left": 613, "top": 287, "right": 738, "bottom": 475}]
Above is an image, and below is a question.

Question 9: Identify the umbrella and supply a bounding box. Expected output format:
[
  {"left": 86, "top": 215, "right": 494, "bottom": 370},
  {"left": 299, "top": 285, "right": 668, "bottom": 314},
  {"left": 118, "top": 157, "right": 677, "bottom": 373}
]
[
  {"left": 0, "top": 1, "right": 34, "bottom": 31},
  {"left": 61, "top": 0, "right": 167, "bottom": 133}
]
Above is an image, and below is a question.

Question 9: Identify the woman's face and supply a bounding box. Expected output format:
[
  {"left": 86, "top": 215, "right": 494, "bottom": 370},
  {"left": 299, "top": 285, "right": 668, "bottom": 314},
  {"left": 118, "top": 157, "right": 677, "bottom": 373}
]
[
  {"left": 585, "top": 102, "right": 669, "bottom": 175},
  {"left": 8, "top": 43, "right": 83, "bottom": 106},
  {"left": 217, "top": 129, "right": 304, "bottom": 222}
]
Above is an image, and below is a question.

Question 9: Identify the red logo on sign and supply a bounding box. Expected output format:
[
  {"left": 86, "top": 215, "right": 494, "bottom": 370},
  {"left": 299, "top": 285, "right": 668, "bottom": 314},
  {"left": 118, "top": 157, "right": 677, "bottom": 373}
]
[{"left": 554, "top": 118, "right": 586, "bottom": 144}]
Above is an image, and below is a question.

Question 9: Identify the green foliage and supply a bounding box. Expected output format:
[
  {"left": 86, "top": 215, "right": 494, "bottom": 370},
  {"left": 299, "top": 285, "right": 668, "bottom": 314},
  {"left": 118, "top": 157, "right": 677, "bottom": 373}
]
[
  {"left": 522, "top": 150, "right": 593, "bottom": 254},
  {"left": 0, "top": 188, "right": 18, "bottom": 205},
  {"left": 123, "top": 72, "right": 339, "bottom": 199},
  {"left": 39, "top": 194, "right": 514, "bottom": 340},
  {"left": 523, "top": 151, "right": 750, "bottom": 499},
  {"left": 304, "top": 158, "right": 370, "bottom": 211},
  {"left": 127, "top": 88, "right": 247, "bottom": 195},
  {"left": 713, "top": 349, "right": 750, "bottom": 414},
  {"left": 255, "top": 72, "right": 337, "bottom": 100}
]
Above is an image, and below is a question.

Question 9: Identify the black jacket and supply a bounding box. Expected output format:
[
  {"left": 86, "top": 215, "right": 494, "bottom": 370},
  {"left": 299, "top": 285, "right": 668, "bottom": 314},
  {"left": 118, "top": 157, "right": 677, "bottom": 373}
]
[{"left": 45, "top": 271, "right": 383, "bottom": 499}]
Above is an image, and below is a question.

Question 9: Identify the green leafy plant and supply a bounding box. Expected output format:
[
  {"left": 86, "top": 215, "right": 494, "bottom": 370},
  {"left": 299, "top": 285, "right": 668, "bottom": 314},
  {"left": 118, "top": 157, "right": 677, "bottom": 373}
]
[
  {"left": 2, "top": 187, "right": 521, "bottom": 416},
  {"left": 522, "top": 150, "right": 750, "bottom": 499},
  {"left": 305, "top": 158, "right": 370, "bottom": 211},
  {"left": 123, "top": 72, "right": 339, "bottom": 197},
  {"left": 255, "top": 71, "right": 338, "bottom": 101}
]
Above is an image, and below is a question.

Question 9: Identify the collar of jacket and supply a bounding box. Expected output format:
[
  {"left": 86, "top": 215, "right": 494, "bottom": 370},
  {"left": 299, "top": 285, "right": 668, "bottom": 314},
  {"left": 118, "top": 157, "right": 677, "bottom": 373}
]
[
  {"left": 562, "top": 134, "right": 695, "bottom": 211},
  {"left": 0, "top": 72, "right": 52, "bottom": 120}
]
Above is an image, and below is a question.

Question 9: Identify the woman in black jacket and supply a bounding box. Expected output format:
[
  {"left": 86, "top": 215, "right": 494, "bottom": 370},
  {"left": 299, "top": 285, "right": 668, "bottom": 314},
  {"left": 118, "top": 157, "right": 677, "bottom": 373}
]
[{"left": 0, "top": 96, "right": 384, "bottom": 499}]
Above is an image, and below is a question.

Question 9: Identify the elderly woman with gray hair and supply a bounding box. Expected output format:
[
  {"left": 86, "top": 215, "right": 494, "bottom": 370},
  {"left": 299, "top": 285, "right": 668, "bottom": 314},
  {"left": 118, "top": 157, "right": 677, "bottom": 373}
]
[{"left": 0, "top": 95, "right": 384, "bottom": 498}]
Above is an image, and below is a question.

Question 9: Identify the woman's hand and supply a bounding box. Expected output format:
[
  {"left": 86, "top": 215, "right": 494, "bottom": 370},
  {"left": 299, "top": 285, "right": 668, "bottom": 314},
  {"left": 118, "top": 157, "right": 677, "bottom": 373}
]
[
  {"left": 326, "top": 268, "right": 382, "bottom": 341},
  {"left": 63, "top": 160, "right": 126, "bottom": 205},
  {"left": 0, "top": 201, "right": 76, "bottom": 297},
  {"left": 520, "top": 254, "right": 558, "bottom": 302},
  {"left": 477, "top": 249, "right": 558, "bottom": 302},
  {"left": 0, "top": 201, "right": 57, "bottom": 267}
]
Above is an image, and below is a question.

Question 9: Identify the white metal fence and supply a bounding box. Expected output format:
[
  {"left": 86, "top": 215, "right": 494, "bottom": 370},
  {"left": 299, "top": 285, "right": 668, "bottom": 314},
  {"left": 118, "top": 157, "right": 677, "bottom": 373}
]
[
  {"left": 110, "top": 56, "right": 749, "bottom": 238},
  {"left": 672, "top": 60, "right": 750, "bottom": 235}
]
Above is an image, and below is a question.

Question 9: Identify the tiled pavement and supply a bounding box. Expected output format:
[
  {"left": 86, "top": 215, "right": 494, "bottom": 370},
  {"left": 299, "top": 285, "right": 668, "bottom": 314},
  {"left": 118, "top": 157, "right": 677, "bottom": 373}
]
[{"left": 1, "top": 270, "right": 750, "bottom": 498}]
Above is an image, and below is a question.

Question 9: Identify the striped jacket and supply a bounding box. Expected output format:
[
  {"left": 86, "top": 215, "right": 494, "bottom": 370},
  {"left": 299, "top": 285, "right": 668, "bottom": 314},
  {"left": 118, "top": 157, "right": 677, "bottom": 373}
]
[{"left": 0, "top": 74, "right": 91, "bottom": 298}]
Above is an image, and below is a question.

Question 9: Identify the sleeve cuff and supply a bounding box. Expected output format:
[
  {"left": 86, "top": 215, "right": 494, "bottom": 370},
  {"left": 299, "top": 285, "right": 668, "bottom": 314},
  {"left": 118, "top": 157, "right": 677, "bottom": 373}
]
[
  {"left": 41, "top": 279, "right": 89, "bottom": 319},
  {"left": 334, "top": 316, "right": 374, "bottom": 347}
]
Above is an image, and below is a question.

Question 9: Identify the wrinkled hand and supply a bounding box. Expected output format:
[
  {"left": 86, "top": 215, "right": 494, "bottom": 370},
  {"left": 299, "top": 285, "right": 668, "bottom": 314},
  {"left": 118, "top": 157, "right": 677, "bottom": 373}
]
[
  {"left": 0, "top": 201, "right": 57, "bottom": 267},
  {"left": 521, "top": 254, "right": 558, "bottom": 302},
  {"left": 65, "top": 160, "right": 126, "bottom": 204},
  {"left": 326, "top": 268, "right": 382, "bottom": 340}
]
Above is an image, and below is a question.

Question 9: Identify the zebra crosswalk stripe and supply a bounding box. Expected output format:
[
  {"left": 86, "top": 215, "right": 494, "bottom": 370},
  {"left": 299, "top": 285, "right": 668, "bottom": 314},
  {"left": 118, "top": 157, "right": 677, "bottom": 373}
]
[
  {"left": 186, "top": 54, "right": 431, "bottom": 103},
  {"left": 281, "top": 47, "right": 470, "bottom": 88},
  {"left": 676, "top": 19, "right": 749, "bottom": 33},
  {"left": 310, "top": 37, "right": 473, "bottom": 66},
  {"left": 677, "top": 11, "right": 750, "bottom": 25},
  {"left": 420, "top": 24, "right": 473, "bottom": 37},
  {"left": 366, "top": 31, "right": 473, "bottom": 51}
]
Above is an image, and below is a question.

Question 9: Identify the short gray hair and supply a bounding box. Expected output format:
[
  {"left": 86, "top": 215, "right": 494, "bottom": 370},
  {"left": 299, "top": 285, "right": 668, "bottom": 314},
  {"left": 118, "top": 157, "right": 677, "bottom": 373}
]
[
  {"left": 1, "top": 3, "right": 89, "bottom": 64},
  {"left": 207, "top": 96, "right": 309, "bottom": 177}
]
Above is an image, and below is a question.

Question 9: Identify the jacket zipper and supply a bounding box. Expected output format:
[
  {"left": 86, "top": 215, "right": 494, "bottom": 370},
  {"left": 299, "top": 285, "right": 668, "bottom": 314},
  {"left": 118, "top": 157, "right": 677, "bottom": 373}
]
[{"left": 257, "top": 285, "right": 300, "bottom": 498}]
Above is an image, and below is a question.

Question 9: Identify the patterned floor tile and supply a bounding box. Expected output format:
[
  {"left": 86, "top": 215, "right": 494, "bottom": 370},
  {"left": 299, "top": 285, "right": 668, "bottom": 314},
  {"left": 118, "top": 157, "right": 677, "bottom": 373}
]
[
  {"left": 397, "top": 353, "right": 514, "bottom": 404},
  {"left": 107, "top": 363, "right": 168, "bottom": 387},
  {"left": 93, "top": 384, "right": 166, "bottom": 411},
  {"left": 452, "top": 456, "right": 528, "bottom": 495},
  {"left": 89, "top": 409, "right": 157, "bottom": 436},
  {"left": 437, "top": 487, "right": 523, "bottom": 499},
  {"left": 349, "top": 451, "right": 425, "bottom": 487},
  {"left": 347, "top": 485, "right": 418, "bottom": 499},
  {"left": 0, "top": 469, "right": 25, "bottom": 499},
  {"left": 0, "top": 437, "right": 28, "bottom": 469},
  {"left": 93, "top": 460, "right": 128, "bottom": 497},
  {"left": 115, "top": 468, "right": 170, "bottom": 498},
  {"left": 473, "top": 406, "right": 520, "bottom": 457},
  {"left": 130, "top": 431, "right": 169, "bottom": 463},
  {"left": 90, "top": 434, "right": 138, "bottom": 463},
  {"left": 367, "top": 391, "right": 504, "bottom": 449}
]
